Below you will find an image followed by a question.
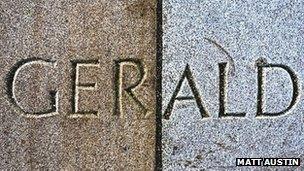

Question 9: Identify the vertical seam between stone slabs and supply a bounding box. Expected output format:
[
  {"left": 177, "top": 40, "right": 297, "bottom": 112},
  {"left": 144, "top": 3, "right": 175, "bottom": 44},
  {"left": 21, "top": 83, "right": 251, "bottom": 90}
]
[{"left": 155, "top": 0, "right": 163, "bottom": 170}]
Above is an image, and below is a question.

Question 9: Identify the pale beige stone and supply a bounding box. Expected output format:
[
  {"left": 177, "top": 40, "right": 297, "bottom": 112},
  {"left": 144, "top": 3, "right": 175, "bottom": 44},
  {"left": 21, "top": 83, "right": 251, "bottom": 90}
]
[{"left": 0, "top": 0, "right": 156, "bottom": 170}]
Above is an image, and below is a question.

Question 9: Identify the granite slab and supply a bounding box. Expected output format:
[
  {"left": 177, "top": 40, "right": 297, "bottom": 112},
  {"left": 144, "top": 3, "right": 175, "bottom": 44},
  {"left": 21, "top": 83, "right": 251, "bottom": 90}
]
[
  {"left": 0, "top": 0, "right": 156, "bottom": 170},
  {"left": 163, "top": 0, "right": 304, "bottom": 170}
]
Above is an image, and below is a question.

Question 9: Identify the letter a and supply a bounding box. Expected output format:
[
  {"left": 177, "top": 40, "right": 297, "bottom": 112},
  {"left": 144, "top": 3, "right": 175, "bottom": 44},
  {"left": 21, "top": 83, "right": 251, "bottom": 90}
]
[{"left": 163, "top": 64, "right": 209, "bottom": 119}]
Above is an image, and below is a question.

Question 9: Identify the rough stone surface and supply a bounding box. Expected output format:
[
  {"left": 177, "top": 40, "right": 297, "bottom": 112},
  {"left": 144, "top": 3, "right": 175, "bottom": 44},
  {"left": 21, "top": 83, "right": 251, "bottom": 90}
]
[
  {"left": 0, "top": 0, "right": 156, "bottom": 170},
  {"left": 163, "top": 0, "right": 304, "bottom": 170}
]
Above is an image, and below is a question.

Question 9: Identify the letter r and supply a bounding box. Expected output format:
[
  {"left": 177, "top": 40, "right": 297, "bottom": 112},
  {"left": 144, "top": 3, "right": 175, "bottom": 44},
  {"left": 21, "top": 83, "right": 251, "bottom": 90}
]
[{"left": 114, "top": 58, "right": 149, "bottom": 119}]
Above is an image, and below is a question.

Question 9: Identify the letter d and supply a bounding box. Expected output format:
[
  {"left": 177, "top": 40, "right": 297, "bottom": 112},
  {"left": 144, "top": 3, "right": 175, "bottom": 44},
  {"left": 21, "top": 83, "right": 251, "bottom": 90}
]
[{"left": 257, "top": 61, "right": 300, "bottom": 117}]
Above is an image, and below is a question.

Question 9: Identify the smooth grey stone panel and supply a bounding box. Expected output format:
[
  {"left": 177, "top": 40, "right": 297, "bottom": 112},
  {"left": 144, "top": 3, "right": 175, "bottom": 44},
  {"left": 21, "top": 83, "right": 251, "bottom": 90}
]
[{"left": 163, "top": 0, "right": 304, "bottom": 170}]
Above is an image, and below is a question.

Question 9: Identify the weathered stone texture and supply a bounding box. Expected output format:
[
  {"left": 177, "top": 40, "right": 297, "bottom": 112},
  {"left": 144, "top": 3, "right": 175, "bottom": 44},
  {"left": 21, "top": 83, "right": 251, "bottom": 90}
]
[
  {"left": 163, "top": 0, "right": 304, "bottom": 170},
  {"left": 0, "top": 0, "right": 156, "bottom": 170}
]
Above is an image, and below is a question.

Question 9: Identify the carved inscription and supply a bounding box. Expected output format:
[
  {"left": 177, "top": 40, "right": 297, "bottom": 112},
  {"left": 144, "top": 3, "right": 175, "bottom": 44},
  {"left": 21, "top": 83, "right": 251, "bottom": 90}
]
[
  {"left": 114, "top": 59, "right": 150, "bottom": 119},
  {"left": 7, "top": 58, "right": 58, "bottom": 118},
  {"left": 256, "top": 59, "right": 300, "bottom": 117},
  {"left": 163, "top": 64, "right": 209, "bottom": 120},
  {"left": 70, "top": 60, "right": 100, "bottom": 118},
  {"left": 164, "top": 60, "right": 301, "bottom": 119},
  {"left": 219, "top": 62, "right": 246, "bottom": 117},
  {"left": 7, "top": 58, "right": 149, "bottom": 119}
]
